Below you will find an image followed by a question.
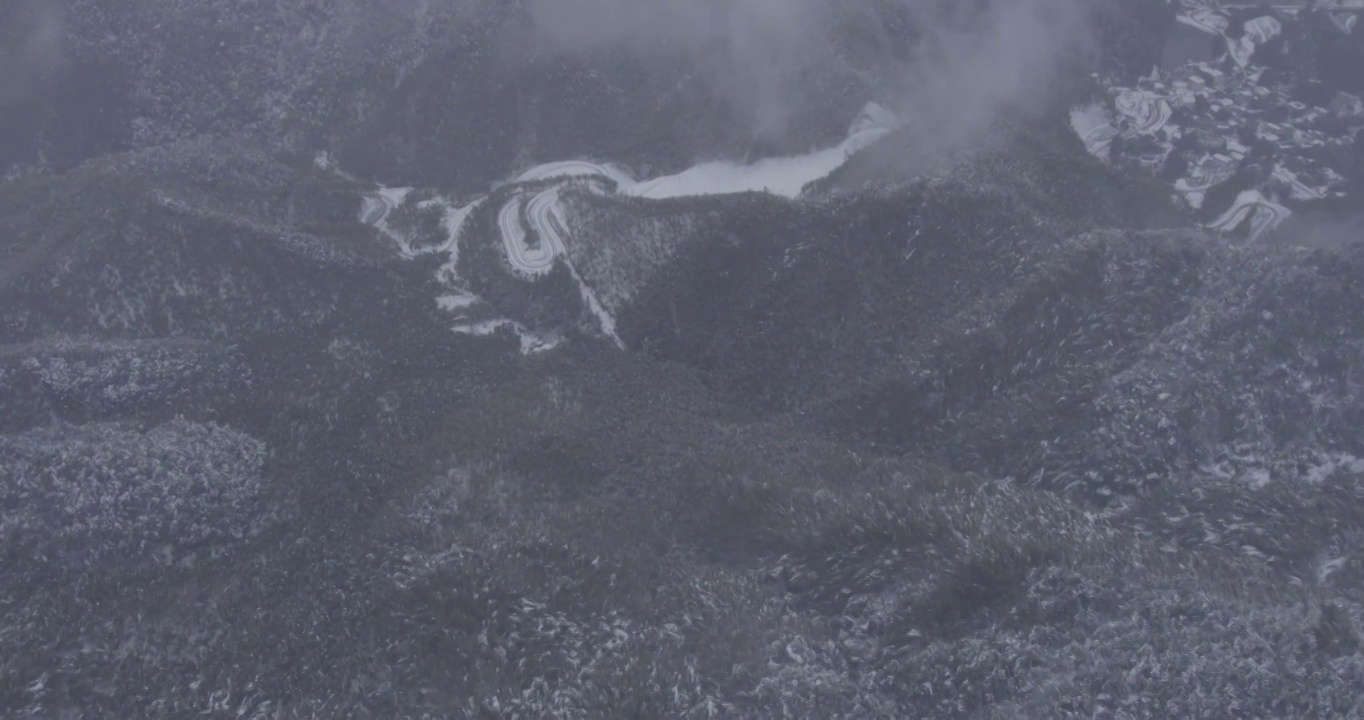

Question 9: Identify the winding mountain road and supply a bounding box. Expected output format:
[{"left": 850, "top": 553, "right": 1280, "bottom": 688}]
[
  {"left": 496, "top": 187, "right": 571, "bottom": 276},
  {"left": 1208, "top": 190, "right": 1291, "bottom": 243},
  {"left": 359, "top": 187, "right": 412, "bottom": 227},
  {"left": 515, "top": 161, "right": 634, "bottom": 188}
]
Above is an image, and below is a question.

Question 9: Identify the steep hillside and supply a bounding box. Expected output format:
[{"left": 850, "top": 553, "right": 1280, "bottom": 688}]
[{"left": 2, "top": 2, "right": 1363, "bottom": 718}]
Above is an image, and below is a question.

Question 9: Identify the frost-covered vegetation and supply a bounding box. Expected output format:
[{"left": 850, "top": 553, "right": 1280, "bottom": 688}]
[
  {"left": 2, "top": 1, "right": 1363, "bottom": 716},
  {"left": 0, "top": 419, "right": 268, "bottom": 562},
  {"left": 3, "top": 120, "right": 1361, "bottom": 718},
  {"left": 0, "top": 337, "right": 252, "bottom": 429},
  {"left": 563, "top": 191, "right": 717, "bottom": 313}
]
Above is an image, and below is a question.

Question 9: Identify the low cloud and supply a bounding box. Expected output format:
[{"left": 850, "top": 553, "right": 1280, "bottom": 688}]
[
  {"left": 529, "top": 0, "right": 830, "bottom": 139},
  {"left": 0, "top": 0, "right": 63, "bottom": 108},
  {"left": 879, "top": 0, "right": 1094, "bottom": 168},
  {"left": 1280, "top": 210, "right": 1364, "bottom": 250},
  {"left": 529, "top": 0, "right": 1095, "bottom": 152}
]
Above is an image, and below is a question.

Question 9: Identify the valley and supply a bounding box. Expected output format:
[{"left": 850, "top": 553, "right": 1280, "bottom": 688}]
[
  {"left": 358, "top": 102, "right": 899, "bottom": 352},
  {"left": 3, "top": 2, "right": 1363, "bottom": 717}
]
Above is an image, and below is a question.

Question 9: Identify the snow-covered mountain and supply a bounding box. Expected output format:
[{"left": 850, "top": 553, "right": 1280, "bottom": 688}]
[{"left": 2, "top": 2, "right": 1363, "bottom": 718}]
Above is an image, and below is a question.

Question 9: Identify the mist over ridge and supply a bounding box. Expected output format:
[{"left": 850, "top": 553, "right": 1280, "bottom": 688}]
[{"left": 529, "top": 0, "right": 1096, "bottom": 153}]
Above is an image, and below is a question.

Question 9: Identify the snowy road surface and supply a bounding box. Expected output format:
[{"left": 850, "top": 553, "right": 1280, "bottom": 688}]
[
  {"left": 496, "top": 188, "right": 572, "bottom": 277},
  {"left": 1208, "top": 190, "right": 1291, "bottom": 243},
  {"left": 493, "top": 185, "right": 623, "bottom": 345},
  {"left": 626, "top": 103, "right": 893, "bottom": 199},
  {"left": 515, "top": 161, "right": 635, "bottom": 188}
]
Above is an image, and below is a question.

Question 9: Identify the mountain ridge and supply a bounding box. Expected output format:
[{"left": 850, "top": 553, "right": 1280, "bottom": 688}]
[{"left": 2, "top": 2, "right": 1363, "bottom": 717}]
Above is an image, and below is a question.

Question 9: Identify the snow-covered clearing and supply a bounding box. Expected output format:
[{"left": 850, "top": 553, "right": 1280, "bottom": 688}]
[
  {"left": 358, "top": 186, "right": 413, "bottom": 237},
  {"left": 436, "top": 294, "right": 478, "bottom": 313},
  {"left": 627, "top": 103, "right": 893, "bottom": 199},
  {"left": 1070, "top": 103, "right": 1117, "bottom": 159},
  {"left": 628, "top": 144, "right": 856, "bottom": 199}
]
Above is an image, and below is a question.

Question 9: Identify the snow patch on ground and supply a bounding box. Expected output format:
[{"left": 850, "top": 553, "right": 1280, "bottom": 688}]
[
  {"left": 1242, "top": 467, "right": 1272, "bottom": 489},
  {"left": 451, "top": 320, "right": 561, "bottom": 354},
  {"left": 434, "top": 198, "right": 483, "bottom": 285},
  {"left": 1225, "top": 15, "right": 1282, "bottom": 70},
  {"left": 625, "top": 103, "right": 895, "bottom": 199},
  {"left": 1306, "top": 452, "right": 1364, "bottom": 484},
  {"left": 436, "top": 294, "right": 478, "bottom": 312},
  {"left": 359, "top": 196, "right": 385, "bottom": 225},
  {"left": 360, "top": 181, "right": 604, "bottom": 354},
  {"left": 627, "top": 143, "right": 860, "bottom": 199},
  {"left": 359, "top": 187, "right": 416, "bottom": 252},
  {"left": 378, "top": 186, "right": 413, "bottom": 208},
  {"left": 849, "top": 101, "right": 899, "bottom": 135},
  {"left": 1227, "top": 34, "right": 1256, "bottom": 69},
  {"left": 1070, "top": 103, "right": 1117, "bottom": 159},
  {"left": 1243, "top": 16, "right": 1283, "bottom": 45},
  {"left": 565, "top": 262, "right": 624, "bottom": 349},
  {"left": 1176, "top": 154, "right": 1238, "bottom": 208},
  {"left": 1320, "top": 556, "right": 1349, "bottom": 583},
  {"left": 361, "top": 190, "right": 480, "bottom": 274}
]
